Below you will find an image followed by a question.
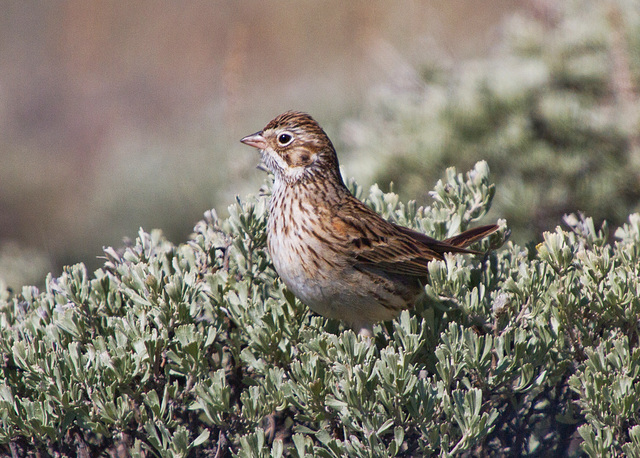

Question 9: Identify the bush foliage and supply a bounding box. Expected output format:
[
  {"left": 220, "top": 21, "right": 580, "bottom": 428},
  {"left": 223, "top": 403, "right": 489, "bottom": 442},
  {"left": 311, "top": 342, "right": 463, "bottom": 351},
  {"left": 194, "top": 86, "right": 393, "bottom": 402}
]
[
  {"left": 343, "top": 0, "right": 640, "bottom": 242},
  {"left": 1, "top": 162, "right": 639, "bottom": 456}
]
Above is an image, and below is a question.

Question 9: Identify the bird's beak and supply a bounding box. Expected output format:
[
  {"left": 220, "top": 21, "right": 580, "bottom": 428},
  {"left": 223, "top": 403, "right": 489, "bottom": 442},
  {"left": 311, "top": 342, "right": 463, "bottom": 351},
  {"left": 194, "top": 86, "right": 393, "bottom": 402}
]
[{"left": 240, "top": 132, "right": 268, "bottom": 150}]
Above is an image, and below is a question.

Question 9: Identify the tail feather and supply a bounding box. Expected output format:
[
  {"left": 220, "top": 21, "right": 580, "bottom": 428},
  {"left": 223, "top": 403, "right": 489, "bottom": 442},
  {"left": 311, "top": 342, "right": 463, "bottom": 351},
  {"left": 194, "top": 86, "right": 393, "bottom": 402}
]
[
  {"left": 392, "top": 223, "right": 500, "bottom": 257},
  {"left": 443, "top": 224, "right": 500, "bottom": 249}
]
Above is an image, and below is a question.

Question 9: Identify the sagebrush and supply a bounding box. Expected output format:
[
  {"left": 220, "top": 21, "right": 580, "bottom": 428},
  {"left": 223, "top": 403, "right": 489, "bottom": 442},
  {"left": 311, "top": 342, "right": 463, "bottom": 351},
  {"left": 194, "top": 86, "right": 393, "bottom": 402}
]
[{"left": 0, "top": 162, "right": 639, "bottom": 456}]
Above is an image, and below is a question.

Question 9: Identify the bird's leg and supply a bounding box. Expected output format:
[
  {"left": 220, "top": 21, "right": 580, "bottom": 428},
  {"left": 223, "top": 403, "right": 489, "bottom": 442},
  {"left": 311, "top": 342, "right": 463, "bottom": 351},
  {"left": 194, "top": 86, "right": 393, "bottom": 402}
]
[{"left": 355, "top": 323, "right": 373, "bottom": 338}]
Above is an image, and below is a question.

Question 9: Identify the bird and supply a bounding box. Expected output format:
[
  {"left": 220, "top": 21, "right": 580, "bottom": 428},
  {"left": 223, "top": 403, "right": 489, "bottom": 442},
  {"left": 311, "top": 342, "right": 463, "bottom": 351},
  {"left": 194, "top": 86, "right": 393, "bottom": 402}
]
[{"left": 241, "top": 111, "right": 498, "bottom": 336}]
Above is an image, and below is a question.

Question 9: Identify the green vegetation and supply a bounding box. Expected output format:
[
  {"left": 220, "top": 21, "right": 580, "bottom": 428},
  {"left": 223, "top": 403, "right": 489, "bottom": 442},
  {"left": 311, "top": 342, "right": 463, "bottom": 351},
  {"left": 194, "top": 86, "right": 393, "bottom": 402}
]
[
  {"left": 343, "top": 0, "right": 640, "bottom": 242},
  {"left": 1, "top": 162, "right": 638, "bottom": 456},
  {"left": 1, "top": 2, "right": 639, "bottom": 456}
]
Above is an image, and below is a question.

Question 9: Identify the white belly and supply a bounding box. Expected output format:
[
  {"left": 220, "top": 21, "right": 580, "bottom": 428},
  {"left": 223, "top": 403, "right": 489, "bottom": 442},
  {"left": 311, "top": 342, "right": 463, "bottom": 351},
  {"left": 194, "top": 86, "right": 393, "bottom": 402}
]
[
  {"left": 267, "top": 189, "right": 401, "bottom": 324},
  {"left": 267, "top": 195, "right": 332, "bottom": 307},
  {"left": 265, "top": 180, "right": 412, "bottom": 326}
]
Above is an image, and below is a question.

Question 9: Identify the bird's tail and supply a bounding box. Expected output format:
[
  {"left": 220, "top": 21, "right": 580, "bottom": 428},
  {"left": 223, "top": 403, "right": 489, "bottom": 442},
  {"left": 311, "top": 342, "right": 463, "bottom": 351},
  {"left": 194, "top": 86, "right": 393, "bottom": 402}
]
[
  {"left": 443, "top": 224, "right": 500, "bottom": 249},
  {"left": 393, "top": 223, "right": 500, "bottom": 256}
]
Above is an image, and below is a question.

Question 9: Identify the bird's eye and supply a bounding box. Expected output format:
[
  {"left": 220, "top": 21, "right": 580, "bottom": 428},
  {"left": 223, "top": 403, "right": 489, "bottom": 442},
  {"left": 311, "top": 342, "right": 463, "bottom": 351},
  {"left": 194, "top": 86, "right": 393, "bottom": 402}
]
[{"left": 277, "top": 133, "right": 293, "bottom": 146}]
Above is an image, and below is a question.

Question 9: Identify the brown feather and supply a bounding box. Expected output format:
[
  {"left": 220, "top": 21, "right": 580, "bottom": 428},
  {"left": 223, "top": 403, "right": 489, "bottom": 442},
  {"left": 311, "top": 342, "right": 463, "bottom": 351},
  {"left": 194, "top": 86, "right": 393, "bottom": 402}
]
[
  {"left": 242, "top": 110, "right": 501, "bottom": 332},
  {"left": 332, "top": 196, "right": 497, "bottom": 279}
]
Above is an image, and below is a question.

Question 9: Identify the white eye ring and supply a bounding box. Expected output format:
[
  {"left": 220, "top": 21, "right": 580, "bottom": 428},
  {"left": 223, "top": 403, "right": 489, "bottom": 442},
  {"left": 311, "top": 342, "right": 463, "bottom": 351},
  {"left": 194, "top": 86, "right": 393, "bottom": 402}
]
[{"left": 277, "top": 132, "right": 294, "bottom": 146}]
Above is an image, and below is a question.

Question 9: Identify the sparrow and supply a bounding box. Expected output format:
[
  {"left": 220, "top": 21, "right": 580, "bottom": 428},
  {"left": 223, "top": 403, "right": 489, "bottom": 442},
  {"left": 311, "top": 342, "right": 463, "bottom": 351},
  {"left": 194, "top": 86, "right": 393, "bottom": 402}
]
[{"left": 241, "top": 111, "right": 498, "bottom": 335}]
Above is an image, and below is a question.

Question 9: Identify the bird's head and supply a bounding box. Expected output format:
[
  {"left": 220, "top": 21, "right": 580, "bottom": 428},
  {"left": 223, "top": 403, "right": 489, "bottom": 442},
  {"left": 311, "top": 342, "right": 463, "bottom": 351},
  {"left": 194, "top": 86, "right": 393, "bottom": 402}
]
[{"left": 241, "top": 111, "right": 341, "bottom": 184}]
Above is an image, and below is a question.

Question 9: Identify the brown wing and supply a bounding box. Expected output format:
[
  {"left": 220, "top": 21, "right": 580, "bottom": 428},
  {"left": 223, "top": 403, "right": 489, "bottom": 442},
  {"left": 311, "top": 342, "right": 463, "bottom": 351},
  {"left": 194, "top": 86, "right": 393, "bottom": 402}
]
[
  {"left": 351, "top": 233, "right": 441, "bottom": 278},
  {"left": 333, "top": 196, "right": 498, "bottom": 278}
]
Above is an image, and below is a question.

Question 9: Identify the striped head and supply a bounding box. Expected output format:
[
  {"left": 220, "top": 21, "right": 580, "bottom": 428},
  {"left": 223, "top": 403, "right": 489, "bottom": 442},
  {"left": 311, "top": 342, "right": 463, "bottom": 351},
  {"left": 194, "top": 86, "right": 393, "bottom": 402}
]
[{"left": 241, "top": 111, "right": 342, "bottom": 185}]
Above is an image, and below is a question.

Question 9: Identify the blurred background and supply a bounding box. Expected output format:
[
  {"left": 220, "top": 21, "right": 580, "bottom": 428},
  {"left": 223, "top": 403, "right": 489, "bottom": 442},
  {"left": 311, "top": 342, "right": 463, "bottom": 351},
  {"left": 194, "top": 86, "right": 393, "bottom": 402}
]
[{"left": 1, "top": 0, "right": 639, "bottom": 289}]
